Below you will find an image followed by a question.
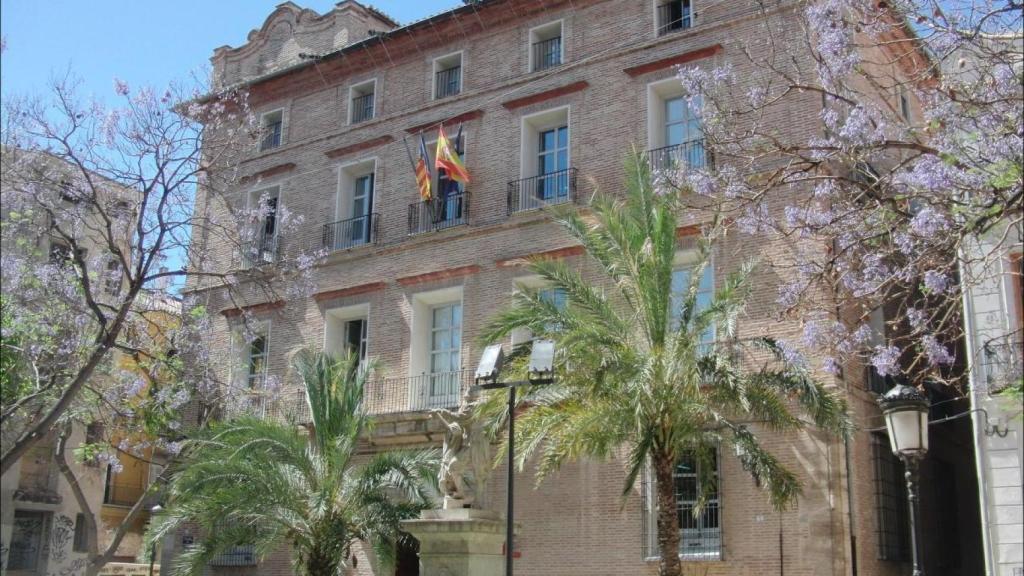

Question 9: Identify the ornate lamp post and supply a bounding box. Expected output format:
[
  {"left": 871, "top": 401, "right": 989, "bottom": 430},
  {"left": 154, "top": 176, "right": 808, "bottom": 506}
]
[
  {"left": 879, "top": 383, "right": 930, "bottom": 576},
  {"left": 474, "top": 340, "right": 556, "bottom": 576}
]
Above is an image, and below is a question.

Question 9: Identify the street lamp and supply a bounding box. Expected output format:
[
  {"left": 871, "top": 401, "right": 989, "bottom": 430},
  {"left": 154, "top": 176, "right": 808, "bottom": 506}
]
[
  {"left": 879, "top": 382, "right": 930, "bottom": 576},
  {"left": 148, "top": 504, "right": 163, "bottom": 576},
  {"left": 474, "top": 340, "right": 556, "bottom": 576}
]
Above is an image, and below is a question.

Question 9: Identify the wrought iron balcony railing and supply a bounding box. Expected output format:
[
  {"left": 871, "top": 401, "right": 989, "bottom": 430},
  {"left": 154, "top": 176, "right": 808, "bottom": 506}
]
[
  {"left": 408, "top": 191, "right": 469, "bottom": 235},
  {"left": 657, "top": 1, "right": 693, "bottom": 36},
  {"left": 242, "top": 233, "right": 279, "bottom": 268},
  {"left": 435, "top": 66, "right": 462, "bottom": 99},
  {"left": 365, "top": 370, "right": 472, "bottom": 415},
  {"left": 647, "top": 139, "right": 710, "bottom": 173},
  {"left": 322, "top": 213, "right": 378, "bottom": 251},
  {"left": 532, "top": 37, "right": 562, "bottom": 71},
  {"left": 103, "top": 482, "right": 145, "bottom": 507},
  {"left": 507, "top": 167, "right": 578, "bottom": 214},
  {"left": 351, "top": 93, "right": 375, "bottom": 124},
  {"left": 210, "top": 545, "right": 258, "bottom": 566}
]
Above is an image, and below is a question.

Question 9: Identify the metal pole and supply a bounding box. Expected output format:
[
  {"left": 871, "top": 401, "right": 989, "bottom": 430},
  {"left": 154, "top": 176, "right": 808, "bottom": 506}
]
[
  {"left": 148, "top": 541, "right": 156, "bottom": 576},
  {"left": 903, "top": 456, "right": 925, "bottom": 576},
  {"left": 506, "top": 384, "right": 516, "bottom": 576}
]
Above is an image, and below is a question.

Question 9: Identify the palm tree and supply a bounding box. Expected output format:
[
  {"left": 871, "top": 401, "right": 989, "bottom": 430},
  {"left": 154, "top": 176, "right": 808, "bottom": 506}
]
[
  {"left": 478, "top": 154, "right": 852, "bottom": 576},
  {"left": 147, "top": 349, "right": 438, "bottom": 576}
]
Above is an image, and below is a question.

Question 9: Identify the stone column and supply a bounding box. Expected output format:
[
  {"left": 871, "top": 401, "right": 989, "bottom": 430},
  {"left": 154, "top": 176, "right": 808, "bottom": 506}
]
[{"left": 401, "top": 509, "right": 509, "bottom": 576}]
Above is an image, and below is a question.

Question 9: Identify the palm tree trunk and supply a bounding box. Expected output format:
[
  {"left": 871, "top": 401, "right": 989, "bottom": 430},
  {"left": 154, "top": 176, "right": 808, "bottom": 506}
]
[
  {"left": 304, "top": 546, "right": 340, "bottom": 576},
  {"left": 654, "top": 451, "right": 682, "bottom": 576}
]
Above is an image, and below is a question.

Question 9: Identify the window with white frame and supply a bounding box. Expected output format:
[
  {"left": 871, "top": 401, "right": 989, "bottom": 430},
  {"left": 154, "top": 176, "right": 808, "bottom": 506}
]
[
  {"left": 246, "top": 334, "right": 268, "bottom": 390},
  {"left": 514, "top": 107, "right": 572, "bottom": 212},
  {"left": 642, "top": 449, "right": 721, "bottom": 560},
  {"left": 529, "top": 20, "right": 563, "bottom": 72},
  {"left": 655, "top": 0, "right": 695, "bottom": 35},
  {"left": 349, "top": 79, "right": 376, "bottom": 124},
  {"left": 410, "top": 287, "right": 463, "bottom": 410},
  {"left": 324, "top": 303, "right": 369, "bottom": 367},
  {"left": 647, "top": 79, "right": 706, "bottom": 172},
  {"left": 433, "top": 52, "right": 463, "bottom": 99},
  {"left": 511, "top": 278, "right": 568, "bottom": 345},
  {"left": 330, "top": 159, "right": 376, "bottom": 250},
  {"left": 670, "top": 254, "right": 714, "bottom": 346},
  {"left": 259, "top": 109, "right": 284, "bottom": 151}
]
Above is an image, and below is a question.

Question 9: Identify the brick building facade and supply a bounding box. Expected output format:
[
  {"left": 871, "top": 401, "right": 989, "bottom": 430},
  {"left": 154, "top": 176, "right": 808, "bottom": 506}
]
[{"left": 179, "top": 1, "right": 983, "bottom": 574}]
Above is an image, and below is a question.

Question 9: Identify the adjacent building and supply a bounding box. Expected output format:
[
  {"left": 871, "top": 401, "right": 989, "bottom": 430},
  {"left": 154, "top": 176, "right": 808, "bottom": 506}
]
[{"left": 181, "top": 1, "right": 994, "bottom": 575}]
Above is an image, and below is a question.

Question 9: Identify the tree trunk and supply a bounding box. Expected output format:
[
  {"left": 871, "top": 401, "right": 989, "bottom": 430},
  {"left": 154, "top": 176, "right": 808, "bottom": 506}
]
[
  {"left": 305, "top": 545, "right": 341, "bottom": 576},
  {"left": 654, "top": 451, "right": 682, "bottom": 576}
]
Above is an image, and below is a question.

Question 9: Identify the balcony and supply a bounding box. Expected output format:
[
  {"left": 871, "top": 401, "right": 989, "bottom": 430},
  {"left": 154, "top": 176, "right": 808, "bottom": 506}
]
[
  {"left": 507, "top": 167, "right": 578, "bottom": 214},
  {"left": 210, "top": 545, "right": 258, "bottom": 566},
  {"left": 322, "top": 214, "right": 378, "bottom": 251},
  {"left": 242, "top": 233, "right": 279, "bottom": 268},
  {"left": 14, "top": 477, "right": 61, "bottom": 504},
  {"left": 103, "top": 482, "right": 145, "bottom": 507},
  {"left": 657, "top": 0, "right": 693, "bottom": 36},
  {"left": 365, "top": 370, "right": 472, "bottom": 415},
  {"left": 408, "top": 191, "right": 469, "bottom": 235},
  {"left": 647, "top": 139, "right": 710, "bottom": 174}
]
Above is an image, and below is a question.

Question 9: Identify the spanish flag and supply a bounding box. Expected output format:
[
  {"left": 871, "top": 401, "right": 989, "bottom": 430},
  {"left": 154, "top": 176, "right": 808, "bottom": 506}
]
[
  {"left": 416, "top": 134, "right": 432, "bottom": 201},
  {"left": 435, "top": 124, "right": 470, "bottom": 184}
]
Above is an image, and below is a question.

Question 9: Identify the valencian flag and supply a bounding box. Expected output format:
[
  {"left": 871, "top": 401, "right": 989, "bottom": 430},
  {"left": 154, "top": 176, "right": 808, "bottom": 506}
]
[
  {"left": 435, "top": 124, "right": 470, "bottom": 184},
  {"left": 415, "top": 134, "right": 433, "bottom": 201}
]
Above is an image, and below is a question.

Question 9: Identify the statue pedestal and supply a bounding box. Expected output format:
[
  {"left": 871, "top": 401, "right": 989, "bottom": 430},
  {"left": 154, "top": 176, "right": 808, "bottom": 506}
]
[{"left": 401, "top": 509, "right": 509, "bottom": 576}]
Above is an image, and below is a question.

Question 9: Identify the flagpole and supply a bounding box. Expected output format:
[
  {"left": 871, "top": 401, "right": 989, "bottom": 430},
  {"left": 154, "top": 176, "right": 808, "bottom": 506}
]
[{"left": 401, "top": 135, "right": 419, "bottom": 174}]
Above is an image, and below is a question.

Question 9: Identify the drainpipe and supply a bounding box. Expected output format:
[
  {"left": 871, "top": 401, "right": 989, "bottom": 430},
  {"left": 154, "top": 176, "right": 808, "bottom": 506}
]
[{"left": 960, "top": 252, "right": 996, "bottom": 576}]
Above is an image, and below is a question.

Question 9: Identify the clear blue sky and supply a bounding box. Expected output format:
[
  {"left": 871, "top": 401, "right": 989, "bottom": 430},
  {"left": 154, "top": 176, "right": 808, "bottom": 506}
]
[{"left": 0, "top": 1, "right": 459, "bottom": 100}]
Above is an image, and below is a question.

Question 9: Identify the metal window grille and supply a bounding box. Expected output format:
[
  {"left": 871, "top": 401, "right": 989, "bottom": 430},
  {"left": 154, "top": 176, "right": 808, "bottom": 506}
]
[
  {"left": 657, "top": 0, "right": 693, "bottom": 35},
  {"left": 8, "top": 510, "right": 49, "bottom": 570},
  {"left": 532, "top": 36, "right": 561, "bottom": 71},
  {"left": 641, "top": 450, "right": 722, "bottom": 560},
  {"left": 871, "top": 432, "right": 910, "bottom": 561},
  {"left": 865, "top": 365, "right": 893, "bottom": 394},
  {"left": 435, "top": 65, "right": 462, "bottom": 99},
  {"left": 259, "top": 118, "right": 282, "bottom": 151},
  {"left": 351, "top": 92, "right": 374, "bottom": 123}
]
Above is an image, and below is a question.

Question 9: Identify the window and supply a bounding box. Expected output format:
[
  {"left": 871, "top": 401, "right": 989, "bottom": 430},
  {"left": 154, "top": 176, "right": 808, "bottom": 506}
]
[
  {"left": 656, "top": 0, "right": 694, "bottom": 35},
  {"left": 247, "top": 334, "right": 268, "bottom": 390},
  {"left": 349, "top": 79, "right": 376, "bottom": 124},
  {"left": 8, "top": 510, "right": 49, "bottom": 570},
  {"left": 514, "top": 107, "right": 573, "bottom": 212},
  {"left": 670, "top": 257, "right": 714, "bottom": 346},
  {"left": 104, "top": 259, "right": 122, "bottom": 295},
  {"left": 642, "top": 449, "right": 721, "bottom": 560},
  {"left": 530, "top": 21, "right": 563, "bottom": 72},
  {"left": 410, "top": 287, "right": 463, "bottom": 410},
  {"left": 865, "top": 307, "right": 892, "bottom": 393},
  {"left": 259, "top": 109, "right": 283, "bottom": 151},
  {"left": 898, "top": 87, "right": 912, "bottom": 122},
  {"left": 73, "top": 513, "right": 89, "bottom": 552},
  {"left": 872, "top": 432, "right": 910, "bottom": 561},
  {"left": 329, "top": 160, "right": 376, "bottom": 250},
  {"left": 245, "top": 187, "right": 279, "bottom": 265},
  {"left": 648, "top": 79, "right": 706, "bottom": 172},
  {"left": 433, "top": 52, "right": 463, "bottom": 99},
  {"left": 324, "top": 304, "right": 370, "bottom": 367}
]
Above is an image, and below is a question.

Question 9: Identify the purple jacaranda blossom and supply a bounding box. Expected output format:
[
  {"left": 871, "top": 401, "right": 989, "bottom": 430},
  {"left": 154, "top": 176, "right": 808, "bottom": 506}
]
[
  {"left": 923, "top": 270, "right": 951, "bottom": 294},
  {"left": 113, "top": 78, "right": 130, "bottom": 96},
  {"left": 871, "top": 345, "right": 902, "bottom": 377},
  {"left": 906, "top": 308, "right": 927, "bottom": 331},
  {"left": 910, "top": 206, "right": 949, "bottom": 238},
  {"left": 922, "top": 334, "right": 954, "bottom": 366}
]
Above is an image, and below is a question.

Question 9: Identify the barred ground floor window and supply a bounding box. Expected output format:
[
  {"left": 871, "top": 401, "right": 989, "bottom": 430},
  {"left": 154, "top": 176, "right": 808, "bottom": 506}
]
[
  {"left": 641, "top": 449, "right": 722, "bottom": 560},
  {"left": 871, "top": 432, "right": 911, "bottom": 561}
]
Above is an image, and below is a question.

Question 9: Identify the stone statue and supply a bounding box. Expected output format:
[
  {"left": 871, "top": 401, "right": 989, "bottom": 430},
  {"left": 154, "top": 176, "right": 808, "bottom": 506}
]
[{"left": 431, "top": 391, "right": 489, "bottom": 509}]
